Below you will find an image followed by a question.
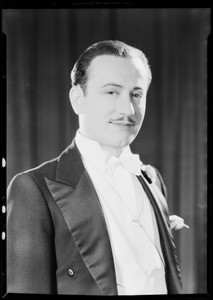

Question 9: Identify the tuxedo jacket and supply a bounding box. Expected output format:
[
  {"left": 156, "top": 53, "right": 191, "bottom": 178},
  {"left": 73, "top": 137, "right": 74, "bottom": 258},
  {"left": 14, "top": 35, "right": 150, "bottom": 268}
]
[{"left": 7, "top": 141, "right": 182, "bottom": 295}]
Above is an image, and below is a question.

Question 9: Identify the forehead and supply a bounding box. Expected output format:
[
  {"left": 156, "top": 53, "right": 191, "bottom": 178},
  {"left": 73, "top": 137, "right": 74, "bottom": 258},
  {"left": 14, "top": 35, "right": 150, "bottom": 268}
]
[{"left": 87, "top": 55, "right": 148, "bottom": 88}]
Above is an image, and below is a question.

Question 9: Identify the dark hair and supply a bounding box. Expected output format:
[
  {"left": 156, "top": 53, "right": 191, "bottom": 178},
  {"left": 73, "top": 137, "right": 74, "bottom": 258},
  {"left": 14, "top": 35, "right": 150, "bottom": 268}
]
[{"left": 70, "top": 40, "right": 152, "bottom": 94}]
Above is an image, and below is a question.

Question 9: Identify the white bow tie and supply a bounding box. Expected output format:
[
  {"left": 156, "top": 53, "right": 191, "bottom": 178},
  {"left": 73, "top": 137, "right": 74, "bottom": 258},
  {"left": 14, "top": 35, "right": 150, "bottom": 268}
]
[{"left": 105, "top": 153, "right": 143, "bottom": 176}]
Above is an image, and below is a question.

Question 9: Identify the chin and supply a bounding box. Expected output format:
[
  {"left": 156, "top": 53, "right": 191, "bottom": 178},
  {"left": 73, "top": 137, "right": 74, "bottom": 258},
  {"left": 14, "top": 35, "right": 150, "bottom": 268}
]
[{"left": 110, "top": 135, "right": 135, "bottom": 149}]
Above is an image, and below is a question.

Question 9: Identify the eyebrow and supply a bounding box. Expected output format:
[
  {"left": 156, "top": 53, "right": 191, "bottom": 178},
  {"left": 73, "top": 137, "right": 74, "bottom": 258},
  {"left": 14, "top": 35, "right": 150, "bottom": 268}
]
[
  {"left": 100, "top": 83, "right": 144, "bottom": 90},
  {"left": 100, "top": 83, "right": 123, "bottom": 88}
]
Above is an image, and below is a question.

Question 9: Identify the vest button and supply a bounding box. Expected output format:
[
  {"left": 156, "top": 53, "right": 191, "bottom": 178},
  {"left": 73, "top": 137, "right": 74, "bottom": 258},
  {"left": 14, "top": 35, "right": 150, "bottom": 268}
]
[{"left": 68, "top": 268, "right": 74, "bottom": 277}]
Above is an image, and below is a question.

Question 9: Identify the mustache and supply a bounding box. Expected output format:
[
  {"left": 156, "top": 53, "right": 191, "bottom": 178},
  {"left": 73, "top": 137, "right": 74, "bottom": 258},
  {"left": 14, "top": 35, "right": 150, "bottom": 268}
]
[{"left": 109, "top": 116, "right": 136, "bottom": 124}]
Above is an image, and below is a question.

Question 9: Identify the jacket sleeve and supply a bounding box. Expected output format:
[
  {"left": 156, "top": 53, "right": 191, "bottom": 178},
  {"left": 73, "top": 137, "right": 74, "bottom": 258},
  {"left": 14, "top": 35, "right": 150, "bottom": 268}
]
[{"left": 7, "top": 173, "right": 57, "bottom": 294}]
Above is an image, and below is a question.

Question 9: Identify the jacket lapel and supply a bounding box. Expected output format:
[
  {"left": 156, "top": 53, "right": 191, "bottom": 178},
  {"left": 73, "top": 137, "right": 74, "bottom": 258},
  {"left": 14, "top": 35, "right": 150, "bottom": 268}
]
[
  {"left": 46, "top": 141, "right": 117, "bottom": 295},
  {"left": 137, "top": 174, "right": 182, "bottom": 294}
]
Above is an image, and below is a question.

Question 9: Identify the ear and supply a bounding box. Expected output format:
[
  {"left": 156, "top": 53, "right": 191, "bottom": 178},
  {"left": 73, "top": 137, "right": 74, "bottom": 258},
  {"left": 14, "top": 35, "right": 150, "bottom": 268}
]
[{"left": 69, "top": 85, "right": 85, "bottom": 115}]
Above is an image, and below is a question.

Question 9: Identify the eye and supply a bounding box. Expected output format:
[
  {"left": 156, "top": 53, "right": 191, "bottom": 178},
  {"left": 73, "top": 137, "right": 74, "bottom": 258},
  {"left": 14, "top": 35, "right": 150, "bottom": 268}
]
[
  {"left": 106, "top": 90, "right": 118, "bottom": 95},
  {"left": 131, "top": 92, "right": 143, "bottom": 99}
]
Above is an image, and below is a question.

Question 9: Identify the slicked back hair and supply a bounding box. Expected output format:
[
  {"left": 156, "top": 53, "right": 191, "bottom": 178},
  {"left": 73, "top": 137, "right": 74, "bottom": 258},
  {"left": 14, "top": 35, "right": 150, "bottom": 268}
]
[{"left": 70, "top": 40, "right": 152, "bottom": 94}]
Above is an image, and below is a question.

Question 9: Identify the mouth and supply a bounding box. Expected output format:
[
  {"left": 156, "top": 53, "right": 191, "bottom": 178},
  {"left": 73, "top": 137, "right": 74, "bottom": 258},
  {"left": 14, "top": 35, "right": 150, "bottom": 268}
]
[{"left": 109, "top": 121, "right": 136, "bottom": 127}]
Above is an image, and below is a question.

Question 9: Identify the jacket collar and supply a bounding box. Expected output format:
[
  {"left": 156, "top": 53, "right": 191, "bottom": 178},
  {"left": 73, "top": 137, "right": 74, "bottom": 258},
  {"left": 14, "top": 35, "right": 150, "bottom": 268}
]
[{"left": 55, "top": 139, "right": 85, "bottom": 188}]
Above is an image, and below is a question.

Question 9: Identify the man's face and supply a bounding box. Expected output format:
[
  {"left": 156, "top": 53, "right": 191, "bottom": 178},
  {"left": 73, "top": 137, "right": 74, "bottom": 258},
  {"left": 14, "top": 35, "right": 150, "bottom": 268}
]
[{"left": 79, "top": 55, "right": 149, "bottom": 152}]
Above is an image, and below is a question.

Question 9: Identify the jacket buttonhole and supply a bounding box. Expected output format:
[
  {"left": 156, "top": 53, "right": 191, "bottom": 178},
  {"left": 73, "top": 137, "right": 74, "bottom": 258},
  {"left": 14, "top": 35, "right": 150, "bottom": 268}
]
[{"left": 68, "top": 268, "right": 75, "bottom": 277}]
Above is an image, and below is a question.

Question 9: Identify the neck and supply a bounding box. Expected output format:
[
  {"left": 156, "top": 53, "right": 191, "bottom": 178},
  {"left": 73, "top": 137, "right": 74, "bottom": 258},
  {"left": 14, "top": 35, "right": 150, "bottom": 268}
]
[
  {"left": 100, "top": 145, "right": 122, "bottom": 158},
  {"left": 78, "top": 129, "right": 123, "bottom": 158}
]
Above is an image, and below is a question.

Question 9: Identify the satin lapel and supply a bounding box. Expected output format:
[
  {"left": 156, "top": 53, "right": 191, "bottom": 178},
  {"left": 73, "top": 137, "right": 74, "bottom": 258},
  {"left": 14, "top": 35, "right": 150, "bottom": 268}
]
[
  {"left": 46, "top": 141, "right": 117, "bottom": 295},
  {"left": 137, "top": 174, "right": 182, "bottom": 294}
]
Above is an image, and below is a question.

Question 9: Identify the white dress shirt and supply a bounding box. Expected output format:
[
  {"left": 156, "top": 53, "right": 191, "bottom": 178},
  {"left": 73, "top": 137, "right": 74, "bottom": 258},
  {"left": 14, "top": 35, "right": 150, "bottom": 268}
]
[{"left": 75, "top": 131, "right": 167, "bottom": 295}]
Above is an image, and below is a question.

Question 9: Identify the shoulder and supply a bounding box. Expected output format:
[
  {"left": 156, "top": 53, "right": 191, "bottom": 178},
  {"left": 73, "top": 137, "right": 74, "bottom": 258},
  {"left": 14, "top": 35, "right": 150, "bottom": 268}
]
[
  {"left": 155, "top": 168, "right": 168, "bottom": 199},
  {"left": 8, "top": 156, "right": 58, "bottom": 191},
  {"left": 7, "top": 173, "right": 44, "bottom": 215},
  {"left": 7, "top": 156, "right": 59, "bottom": 212},
  {"left": 7, "top": 172, "right": 38, "bottom": 197}
]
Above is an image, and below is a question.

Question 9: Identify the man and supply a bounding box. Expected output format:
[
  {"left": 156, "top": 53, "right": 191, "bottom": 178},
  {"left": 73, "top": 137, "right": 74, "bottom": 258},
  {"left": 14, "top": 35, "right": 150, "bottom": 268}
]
[{"left": 7, "top": 40, "right": 185, "bottom": 295}]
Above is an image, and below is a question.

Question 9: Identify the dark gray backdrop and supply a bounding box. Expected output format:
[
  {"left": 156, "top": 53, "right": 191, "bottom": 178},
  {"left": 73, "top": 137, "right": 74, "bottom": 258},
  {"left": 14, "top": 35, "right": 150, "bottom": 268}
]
[{"left": 3, "top": 8, "right": 210, "bottom": 293}]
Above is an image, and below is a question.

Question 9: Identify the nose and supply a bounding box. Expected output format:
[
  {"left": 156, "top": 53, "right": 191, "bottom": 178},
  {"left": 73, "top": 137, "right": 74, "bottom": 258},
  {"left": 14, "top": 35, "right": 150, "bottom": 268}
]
[{"left": 116, "top": 94, "right": 135, "bottom": 116}]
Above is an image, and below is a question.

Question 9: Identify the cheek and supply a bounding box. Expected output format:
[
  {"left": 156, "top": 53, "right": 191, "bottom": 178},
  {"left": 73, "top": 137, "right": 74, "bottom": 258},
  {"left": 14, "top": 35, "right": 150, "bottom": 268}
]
[
  {"left": 135, "top": 102, "right": 146, "bottom": 120},
  {"left": 86, "top": 98, "right": 114, "bottom": 118},
  {"left": 84, "top": 103, "right": 110, "bottom": 130}
]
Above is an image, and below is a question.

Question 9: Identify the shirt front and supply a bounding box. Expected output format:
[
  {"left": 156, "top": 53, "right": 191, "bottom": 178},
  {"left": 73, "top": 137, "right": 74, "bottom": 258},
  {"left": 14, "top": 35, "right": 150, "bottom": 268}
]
[{"left": 75, "top": 131, "right": 167, "bottom": 295}]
